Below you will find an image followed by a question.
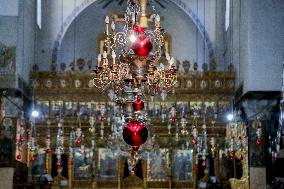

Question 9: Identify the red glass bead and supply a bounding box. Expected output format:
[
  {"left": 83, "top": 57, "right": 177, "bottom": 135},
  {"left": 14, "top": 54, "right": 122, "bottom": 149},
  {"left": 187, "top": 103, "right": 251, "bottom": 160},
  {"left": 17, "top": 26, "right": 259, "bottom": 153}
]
[
  {"left": 170, "top": 117, "right": 176, "bottom": 123},
  {"left": 29, "top": 156, "right": 37, "bottom": 162},
  {"left": 154, "top": 87, "right": 161, "bottom": 93},
  {"left": 230, "top": 150, "right": 235, "bottom": 156},
  {"left": 56, "top": 161, "right": 62, "bottom": 168},
  {"left": 133, "top": 25, "right": 145, "bottom": 34},
  {"left": 46, "top": 148, "right": 52, "bottom": 154},
  {"left": 123, "top": 120, "right": 148, "bottom": 147},
  {"left": 192, "top": 138, "right": 198, "bottom": 145},
  {"left": 230, "top": 156, "right": 234, "bottom": 161},
  {"left": 194, "top": 167, "right": 199, "bottom": 173},
  {"left": 133, "top": 98, "right": 144, "bottom": 111},
  {"left": 75, "top": 138, "right": 81, "bottom": 145},
  {"left": 256, "top": 139, "right": 262, "bottom": 145},
  {"left": 99, "top": 116, "right": 105, "bottom": 123},
  {"left": 16, "top": 154, "right": 22, "bottom": 160},
  {"left": 201, "top": 161, "right": 206, "bottom": 169},
  {"left": 131, "top": 36, "right": 152, "bottom": 57},
  {"left": 239, "top": 154, "right": 244, "bottom": 161}
]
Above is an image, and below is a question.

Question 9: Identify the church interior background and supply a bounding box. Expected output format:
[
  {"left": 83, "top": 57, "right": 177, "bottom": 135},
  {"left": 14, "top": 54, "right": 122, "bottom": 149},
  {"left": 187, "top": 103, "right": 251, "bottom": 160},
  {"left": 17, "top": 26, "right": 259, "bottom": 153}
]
[{"left": 0, "top": 0, "right": 283, "bottom": 189}]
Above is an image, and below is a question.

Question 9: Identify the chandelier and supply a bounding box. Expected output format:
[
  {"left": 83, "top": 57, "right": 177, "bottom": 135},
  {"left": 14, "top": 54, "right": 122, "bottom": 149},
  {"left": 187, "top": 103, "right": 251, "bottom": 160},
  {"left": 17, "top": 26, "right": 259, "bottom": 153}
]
[
  {"left": 92, "top": 0, "right": 178, "bottom": 171},
  {"left": 93, "top": 0, "right": 177, "bottom": 94}
]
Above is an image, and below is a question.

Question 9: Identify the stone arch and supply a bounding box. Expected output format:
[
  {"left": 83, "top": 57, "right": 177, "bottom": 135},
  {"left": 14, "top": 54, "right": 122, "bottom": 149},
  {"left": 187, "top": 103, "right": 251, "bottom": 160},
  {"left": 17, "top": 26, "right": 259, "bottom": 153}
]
[{"left": 51, "top": 0, "right": 214, "bottom": 67}]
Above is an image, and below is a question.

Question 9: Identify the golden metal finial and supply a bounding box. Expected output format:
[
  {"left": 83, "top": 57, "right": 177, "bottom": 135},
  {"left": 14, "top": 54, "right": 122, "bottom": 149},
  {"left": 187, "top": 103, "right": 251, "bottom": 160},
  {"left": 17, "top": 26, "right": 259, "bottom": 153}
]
[{"left": 139, "top": 0, "right": 148, "bottom": 28}]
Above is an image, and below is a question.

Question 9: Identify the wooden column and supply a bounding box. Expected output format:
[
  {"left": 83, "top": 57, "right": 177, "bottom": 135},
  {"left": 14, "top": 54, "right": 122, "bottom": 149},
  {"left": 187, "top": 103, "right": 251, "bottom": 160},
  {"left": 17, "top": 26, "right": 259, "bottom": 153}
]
[
  {"left": 68, "top": 153, "right": 72, "bottom": 188},
  {"left": 214, "top": 150, "right": 220, "bottom": 182},
  {"left": 0, "top": 96, "right": 3, "bottom": 120}
]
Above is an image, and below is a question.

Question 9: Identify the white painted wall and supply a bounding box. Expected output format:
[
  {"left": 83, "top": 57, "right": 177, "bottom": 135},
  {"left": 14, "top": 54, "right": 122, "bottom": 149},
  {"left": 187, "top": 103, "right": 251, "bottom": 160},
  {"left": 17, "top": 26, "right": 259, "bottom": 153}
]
[
  {"left": 0, "top": 16, "right": 18, "bottom": 46},
  {"left": 16, "top": 0, "right": 36, "bottom": 83},
  {"left": 229, "top": 0, "right": 284, "bottom": 93},
  {"left": 0, "top": 0, "right": 18, "bottom": 16},
  {"left": 246, "top": 0, "right": 284, "bottom": 92}
]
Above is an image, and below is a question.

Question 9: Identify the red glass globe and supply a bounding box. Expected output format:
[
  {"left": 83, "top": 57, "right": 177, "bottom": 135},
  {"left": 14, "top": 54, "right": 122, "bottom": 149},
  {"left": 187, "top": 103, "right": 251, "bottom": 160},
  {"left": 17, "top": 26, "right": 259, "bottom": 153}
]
[
  {"left": 133, "top": 98, "right": 144, "bottom": 111},
  {"left": 201, "top": 161, "right": 206, "bottom": 169},
  {"left": 75, "top": 138, "right": 81, "bottom": 145},
  {"left": 192, "top": 138, "right": 198, "bottom": 145},
  {"left": 229, "top": 150, "right": 235, "bottom": 156},
  {"left": 256, "top": 139, "right": 262, "bottom": 145},
  {"left": 56, "top": 161, "right": 62, "bottom": 168},
  {"left": 131, "top": 36, "right": 152, "bottom": 57},
  {"left": 123, "top": 120, "right": 148, "bottom": 147},
  {"left": 46, "top": 148, "right": 52, "bottom": 154}
]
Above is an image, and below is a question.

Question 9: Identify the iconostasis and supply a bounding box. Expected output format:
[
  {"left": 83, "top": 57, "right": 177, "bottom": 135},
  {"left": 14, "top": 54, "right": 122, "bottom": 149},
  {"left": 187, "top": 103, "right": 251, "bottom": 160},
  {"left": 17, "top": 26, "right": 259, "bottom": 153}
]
[{"left": 24, "top": 69, "right": 235, "bottom": 188}]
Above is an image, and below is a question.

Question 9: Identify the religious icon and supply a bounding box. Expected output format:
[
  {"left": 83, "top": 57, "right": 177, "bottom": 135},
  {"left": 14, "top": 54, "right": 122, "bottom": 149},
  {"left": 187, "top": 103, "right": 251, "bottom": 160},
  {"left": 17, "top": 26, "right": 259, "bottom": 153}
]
[
  {"left": 65, "top": 102, "right": 77, "bottom": 117},
  {"left": 51, "top": 101, "right": 63, "bottom": 117},
  {"left": 98, "top": 148, "right": 118, "bottom": 180},
  {"left": 73, "top": 148, "right": 93, "bottom": 180},
  {"left": 173, "top": 149, "right": 193, "bottom": 181},
  {"left": 37, "top": 101, "right": 49, "bottom": 118},
  {"left": 79, "top": 102, "right": 91, "bottom": 118},
  {"left": 31, "top": 151, "right": 46, "bottom": 178},
  {"left": 147, "top": 149, "right": 169, "bottom": 181}
]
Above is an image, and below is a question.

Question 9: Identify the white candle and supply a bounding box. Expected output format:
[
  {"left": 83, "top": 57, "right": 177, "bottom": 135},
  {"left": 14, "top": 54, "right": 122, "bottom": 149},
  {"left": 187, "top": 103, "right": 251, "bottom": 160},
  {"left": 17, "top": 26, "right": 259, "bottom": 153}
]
[
  {"left": 165, "top": 52, "right": 170, "bottom": 61},
  {"left": 97, "top": 54, "right": 101, "bottom": 66},
  {"left": 111, "top": 21, "right": 115, "bottom": 31},
  {"left": 170, "top": 57, "right": 175, "bottom": 67},
  {"left": 155, "top": 14, "right": 160, "bottom": 22},
  {"left": 105, "top": 16, "right": 110, "bottom": 24},
  {"left": 103, "top": 51, "right": 107, "bottom": 58},
  {"left": 105, "top": 16, "right": 109, "bottom": 35}
]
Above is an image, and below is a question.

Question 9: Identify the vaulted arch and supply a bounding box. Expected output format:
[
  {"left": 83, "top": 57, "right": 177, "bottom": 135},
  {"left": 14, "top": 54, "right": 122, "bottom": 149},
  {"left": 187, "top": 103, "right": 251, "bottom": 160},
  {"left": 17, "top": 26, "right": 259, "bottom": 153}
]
[{"left": 51, "top": 0, "right": 214, "bottom": 67}]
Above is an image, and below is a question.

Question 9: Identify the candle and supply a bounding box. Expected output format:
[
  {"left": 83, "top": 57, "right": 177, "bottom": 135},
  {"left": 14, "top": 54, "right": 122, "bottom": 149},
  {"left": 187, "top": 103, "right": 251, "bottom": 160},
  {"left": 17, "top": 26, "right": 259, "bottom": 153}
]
[
  {"left": 155, "top": 14, "right": 160, "bottom": 27},
  {"left": 112, "top": 50, "right": 116, "bottom": 65},
  {"left": 111, "top": 21, "right": 115, "bottom": 31},
  {"left": 165, "top": 52, "right": 170, "bottom": 61},
  {"left": 103, "top": 51, "right": 108, "bottom": 66},
  {"left": 105, "top": 16, "right": 109, "bottom": 35},
  {"left": 97, "top": 54, "right": 101, "bottom": 66},
  {"left": 169, "top": 57, "right": 174, "bottom": 67}
]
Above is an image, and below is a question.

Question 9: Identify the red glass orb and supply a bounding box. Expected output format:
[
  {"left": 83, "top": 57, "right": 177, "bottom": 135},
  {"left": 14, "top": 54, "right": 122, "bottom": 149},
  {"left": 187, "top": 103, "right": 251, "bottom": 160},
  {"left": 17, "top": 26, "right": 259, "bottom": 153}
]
[
  {"left": 29, "top": 156, "right": 37, "bottom": 162},
  {"left": 123, "top": 120, "right": 148, "bottom": 147},
  {"left": 19, "top": 137, "right": 24, "bottom": 142},
  {"left": 192, "top": 138, "right": 198, "bottom": 145},
  {"left": 46, "top": 148, "right": 52, "bottom": 154},
  {"left": 75, "top": 138, "right": 81, "bottom": 145},
  {"left": 131, "top": 36, "right": 152, "bottom": 57},
  {"left": 133, "top": 25, "right": 145, "bottom": 34},
  {"left": 230, "top": 150, "right": 235, "bottom": 156},
  {"left": 239, "top": 154, "right": 244, "bottom": 161},
  {"left": 230, "top": 156, "right": 234, "bottom": 161},
  {"left": 99, "top": 116, "right": 105, "bottom": 123},
  {"left": 170, "top": 117, "right": 176, "bottom": 123},
  {"left": 154, "top": 87, "right": 161, "bottom": 93},
  {"left": 256, "top": 139, "right": 262, "bottom": 145},
  {"left": 201, "top": 161, "right": 206, "bottom": 169},
  {"left": 16, "top": 154, "right": 22, "bottom": 160},
  {"left": 133, "top": 98, "right": 144, "bottom": 111},
  {"left": 194, "top": 167, "right": 199, "bottom": 173},
  {"left": 56, "top": 161, "right": 62, "bottom": 168}
]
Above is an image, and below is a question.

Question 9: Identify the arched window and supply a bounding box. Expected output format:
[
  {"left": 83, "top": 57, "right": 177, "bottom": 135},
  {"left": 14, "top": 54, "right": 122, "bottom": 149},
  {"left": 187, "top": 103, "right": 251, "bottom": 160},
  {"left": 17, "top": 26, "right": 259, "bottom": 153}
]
[{"left": 36, "top": 0, "right": 42, "bottom": 29}]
